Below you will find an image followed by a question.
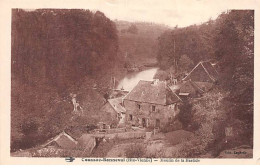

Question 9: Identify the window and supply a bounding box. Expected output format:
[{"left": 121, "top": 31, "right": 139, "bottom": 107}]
[
  {"left": 137, "top": 103, "right": 141, "bottom": 110},
  {"left": 152, "top": 105, "right": 156, "bottom": 112},
  {"left": 129, "top": 114, "right": 133, "bottom": 121}
]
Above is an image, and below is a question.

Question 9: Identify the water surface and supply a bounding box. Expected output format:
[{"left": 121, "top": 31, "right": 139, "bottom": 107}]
[{"left": 117, "top": 67, "right": 158, "bottom": 91}]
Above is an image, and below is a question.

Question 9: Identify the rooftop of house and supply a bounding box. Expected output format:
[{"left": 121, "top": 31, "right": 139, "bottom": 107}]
[
  {"left": 108, "top": 97, "right": 126, "bottom": 114},
  {"left": 124, "top": 80, "right": 182, "bottom": 105},
  {"left": 183, "top": 61, "right": 218, "bottom": 82},
  {"left": 109, "top": 89, "right": 129, "bottom": 99}
]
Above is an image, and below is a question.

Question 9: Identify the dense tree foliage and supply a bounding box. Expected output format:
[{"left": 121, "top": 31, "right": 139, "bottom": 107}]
[
  {"left": 157, "top": 19, "right": 215, "bottom": 71},
  {"left": 215, "top": 11, "right": 254, "bottom": 151},
  {"left": 178, "top": 101, "right": 193, "bottom": 128},
  {"left": 11, "top": 9, "right": 121, "bottom": 151},
  {"left": 12, "top": 9, "right": 119, "bottom": 90}
]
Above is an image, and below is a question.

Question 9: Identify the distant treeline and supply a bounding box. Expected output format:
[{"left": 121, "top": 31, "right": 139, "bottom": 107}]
[{"left": 115, "top": 20, "right": 169, "bottom": 67}]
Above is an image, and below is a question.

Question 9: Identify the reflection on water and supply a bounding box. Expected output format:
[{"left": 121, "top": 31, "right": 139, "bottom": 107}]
[{"left": 117, "top": 67, "right": 158, "bottom": 91}]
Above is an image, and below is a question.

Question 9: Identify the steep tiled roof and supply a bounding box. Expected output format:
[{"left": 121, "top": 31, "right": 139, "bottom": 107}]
[
  {"left": 42, "top": 131, "right": 78, "bottom": 149},
  {"left": 201, "top": 61, "right": 218, "bottom": 81},
  {"left": 108, "top": 98, "right": 126, "bottom": 113},
  {"left": 183, "top": 61, "right": 218, "bottom": 82},
  {"left": 124, "top": 80, "right": 181, "bottom": 105},
  {"left": 180, "top": 80, "right": 204, "bottom": 94}
]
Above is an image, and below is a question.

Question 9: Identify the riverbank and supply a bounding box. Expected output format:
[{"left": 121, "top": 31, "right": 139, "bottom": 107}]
[{"left": 126, "top": 62, "right": 158, "bottom": 72}]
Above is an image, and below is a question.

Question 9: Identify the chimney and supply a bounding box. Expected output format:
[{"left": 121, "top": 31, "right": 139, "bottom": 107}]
[
  {"left": 170, "top": 84, "right": 180, "bottom": 94},
  {"left": 152, "top": 79, "right": 159, "bottom": 85}
]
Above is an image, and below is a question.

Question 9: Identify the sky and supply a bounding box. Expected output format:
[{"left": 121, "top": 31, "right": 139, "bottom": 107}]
[
  {"left": 78, "top": 0, "right": 256, "bottom": 27},
  {"left": 20, "top": 0, "right": 256, "bottom": 27}
]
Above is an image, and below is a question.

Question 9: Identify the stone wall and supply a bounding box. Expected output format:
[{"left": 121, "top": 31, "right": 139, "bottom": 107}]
[
  {"left": 123, "top": 99, "right": 180, "bottom": 128},
  {"left": 94, "top": 131, "right": 147, "bottom": 140}
]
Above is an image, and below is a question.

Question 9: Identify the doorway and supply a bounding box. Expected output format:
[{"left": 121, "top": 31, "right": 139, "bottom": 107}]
[
  {"left": 142, "top": 118, "right": 147, "bottom": 128},
  {"left": 155, "top": 119, "right": 160, "bottom": 128}
]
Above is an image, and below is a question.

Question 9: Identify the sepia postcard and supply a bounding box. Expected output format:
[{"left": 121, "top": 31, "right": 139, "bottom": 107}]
[{"left": 0, "top": 0, "right": 260, "bottom": 165}]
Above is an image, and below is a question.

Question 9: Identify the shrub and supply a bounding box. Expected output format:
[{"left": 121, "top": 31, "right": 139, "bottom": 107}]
[
  {"left": 172, "top": 138, "right": 205, "bottom": 158},
  {"left": 125, "top": 143, "right": 145, "bottom": 158},
  {"left": 160, "top": 120, "right": 182, "bottom": 133},
  {"left": 165, "top": 130, "right": 194, "bottom": 146},
  {"left": 178, "top": 102, "right": 193, "bottom": 129}
]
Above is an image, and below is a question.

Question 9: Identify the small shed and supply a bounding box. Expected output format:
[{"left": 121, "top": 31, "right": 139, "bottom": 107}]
[
  {"left": 42, "top": 131, "right": 78, "bottom": 149},
  {"left": 100, "top": 97, "right": 126, "bottom": 127},
  {"left": 179, "top": 80, "right": 204, "bottom": 98},
  {"left": 183, "top": 61, "right": 218, "bottom": 83},
  {"left": 182, "top": 61, "right": 218, "bottom": 92}
]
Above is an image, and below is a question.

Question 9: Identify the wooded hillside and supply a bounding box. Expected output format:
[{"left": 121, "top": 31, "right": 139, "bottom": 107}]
[
  {"left": 11, "top": 9, "right": 122, "bottom": 151},
  {"left": 157, "top": 10, "right": 254, "bottom": 156}
]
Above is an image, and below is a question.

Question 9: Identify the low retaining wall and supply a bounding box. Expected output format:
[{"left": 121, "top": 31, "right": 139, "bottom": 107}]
[
  {"left": 116, "top": 131, "right": 146, "bottom": 139},
  {"left": 93, "top": 131, "right": 149, "bottom": 140}
]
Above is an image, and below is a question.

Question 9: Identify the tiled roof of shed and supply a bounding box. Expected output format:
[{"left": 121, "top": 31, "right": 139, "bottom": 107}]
[{"left": 183, "top": 61, "right": 218, "bottom": 82}]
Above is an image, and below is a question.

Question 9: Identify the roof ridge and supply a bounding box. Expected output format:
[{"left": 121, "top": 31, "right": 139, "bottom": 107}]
[
  {"left": 201, "top": 62, "right": 216, "bottom": 82},
  {"left": 166, "top": 85, "right": 182, "bottom": 103},
  {"left": 173, "top": 92, "right": 182, "bottom": 102},
  {"left": 62, "top": 131, "right": 78, "bottom": 143},
  {"left": 182, "top": 61, "right": 203, "bottom": 81}
]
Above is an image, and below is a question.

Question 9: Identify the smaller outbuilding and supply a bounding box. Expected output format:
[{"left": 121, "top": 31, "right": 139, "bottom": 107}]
[
  {"left": 41, "top": 131, "right": 78, "bottom": 149},
  {"left": 179, "top": 80, "right": 204, "bottom": 98},
  {"left": 182, "top": 61, "right": 218, "bottom": 92},
  {"left": 100, "top": 97, "right": 126, "bottom": 128}
]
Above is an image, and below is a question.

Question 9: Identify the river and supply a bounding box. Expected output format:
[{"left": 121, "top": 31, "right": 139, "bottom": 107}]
[{"left": 116, "top": 67, "right": 159, "bottom": 91}]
